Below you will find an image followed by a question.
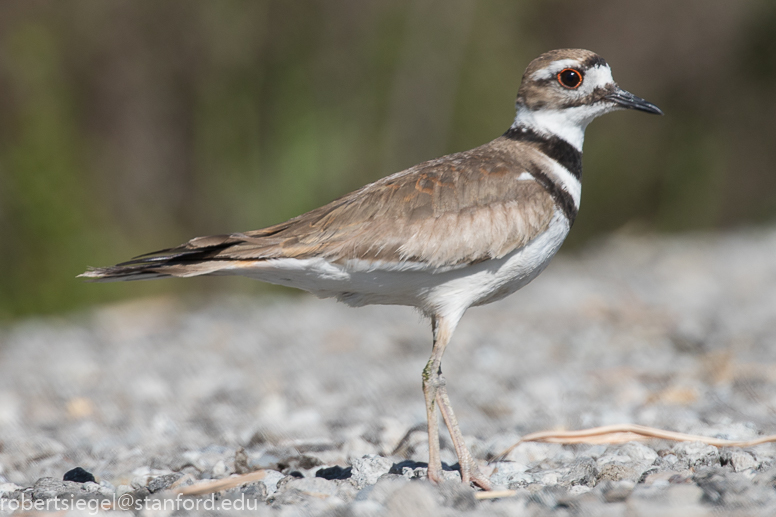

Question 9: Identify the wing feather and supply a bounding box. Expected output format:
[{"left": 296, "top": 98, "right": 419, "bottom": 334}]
[{"left": 81, "top": 137, "right": 560, "bottom": 281}]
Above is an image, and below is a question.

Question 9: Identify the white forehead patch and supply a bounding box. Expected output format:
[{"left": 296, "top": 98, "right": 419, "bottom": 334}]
[{"left": 583, "top": 64, "right": 614, "bottom": 88}]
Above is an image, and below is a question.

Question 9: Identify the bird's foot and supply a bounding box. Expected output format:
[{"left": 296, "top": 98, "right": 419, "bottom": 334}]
[
  {"left": 459, "top": 460, "right": 492, "bottom": 490},
  {"left": 425, "top": 460, "right": 491, "bottom": 490},
  {"left": 426, "top": 464, "right": 445, "bottom": 485}
]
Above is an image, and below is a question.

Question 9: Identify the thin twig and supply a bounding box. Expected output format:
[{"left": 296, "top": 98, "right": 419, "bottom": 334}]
[
  {"left": 173, "top": 470, "right": 267, "bottom": 496},
  {"left": 495, "top": 424, "right": 776, "bottom": 462},
  {"left": 474, "top": 489, "right": 518, "bottom": 500}
]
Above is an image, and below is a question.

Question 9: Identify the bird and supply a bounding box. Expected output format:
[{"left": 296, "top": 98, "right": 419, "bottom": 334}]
[{"left": 81, "top": 49, "right": 662, "bottom": 490}]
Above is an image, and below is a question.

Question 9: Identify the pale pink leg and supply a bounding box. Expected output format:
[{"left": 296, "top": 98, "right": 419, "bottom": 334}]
[
  {"left": 436, "top": 385, "right": 492, "bottom": 489},
  {"left": 423, "top": 315, "right": 491, "bottom": 489},
  {"left": 422, "top": 316, "right": 447, "bottom": 484}
]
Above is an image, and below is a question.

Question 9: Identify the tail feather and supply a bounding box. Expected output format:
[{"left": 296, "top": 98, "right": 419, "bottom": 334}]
[
  {"left": 79, "top": 240, "right": 240, "bottom": 282},
  {"left": 80, "top": 222, "right": 310, "bottom": 282},
  {"left": 79, "top": 267, "right": 171, "bottom": 282}
]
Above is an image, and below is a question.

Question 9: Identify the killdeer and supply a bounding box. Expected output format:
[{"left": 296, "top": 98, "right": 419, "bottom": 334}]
[{"left": 81, "top": 49, "right": 662, "bottom": 489}]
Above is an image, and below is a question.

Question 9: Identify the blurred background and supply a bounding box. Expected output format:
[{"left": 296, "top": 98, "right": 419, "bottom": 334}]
[{"left": 1, "top": 0, "right": 775, "bottom": 318}]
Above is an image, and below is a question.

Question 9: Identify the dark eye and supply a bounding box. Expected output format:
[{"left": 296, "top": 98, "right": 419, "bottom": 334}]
[{"left": 557, "top": 68, "right": 583, "bottom": 89}]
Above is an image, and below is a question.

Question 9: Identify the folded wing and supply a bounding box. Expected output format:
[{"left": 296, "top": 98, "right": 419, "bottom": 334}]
[{"left": 81, "top": 140, "right": 557, "bottom": 281}]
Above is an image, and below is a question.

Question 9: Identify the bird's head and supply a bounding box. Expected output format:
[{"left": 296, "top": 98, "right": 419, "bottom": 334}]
[{"left": 513, "top": 49, "right": 662, "bottom": 150}]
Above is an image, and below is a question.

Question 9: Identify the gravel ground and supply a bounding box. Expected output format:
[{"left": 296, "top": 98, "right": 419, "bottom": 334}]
[{"left": 2, "top": 229, "right": 776, "bottom": 515}]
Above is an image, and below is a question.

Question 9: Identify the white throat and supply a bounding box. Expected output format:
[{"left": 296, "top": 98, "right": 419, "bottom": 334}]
[{"left": 511, "top": 106, "right": 593, "bottom": 151}]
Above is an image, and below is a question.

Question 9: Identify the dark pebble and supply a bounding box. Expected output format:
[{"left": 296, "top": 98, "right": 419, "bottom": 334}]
[
  {"left": 63, "top": 467, "right": 95, "bottom": 484},
  {"left": 316, "top": 466, "right": 352, "bottom": 480}
]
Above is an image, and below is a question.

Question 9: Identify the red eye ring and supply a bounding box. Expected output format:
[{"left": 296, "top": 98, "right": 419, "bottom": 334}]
[{"left": 557, "top": 68, "right": 583, "bottom": 89}]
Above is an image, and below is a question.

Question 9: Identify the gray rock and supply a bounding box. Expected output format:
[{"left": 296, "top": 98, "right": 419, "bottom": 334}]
[
  {"left": 129, "top": 466, "right": 175, "bottom": 489},
  {"left": 528, "top": 485, "right": 569, "bottom": 508},
  {"left": 561, "top": 457, "right": 598, "bottom": 487},
  {"left": 720, "top": 448, "right": 759, "bottom": 472},
  {"left": 147, "top": 473, "right": 182, "bottom": 493},
  {"left": 504, "top": 442, "right": 570, "bottom": 465},
  {"left": 115, "top": 484, "right": 132, "bottom": 497},
  {"left": 350, "top": 455, "right": 393, "bottom": 489},
  {"left": 658, "top": 453, "right": 680, "bottom": 469},
  {"left": 489, "top": 461, "right": 532, "bottom": 488},
  {"left": 31, "top": 478, "right": 96, "bottom": 501},
  {"left": 439, "top": 469, "right": 462, "bottom": 483},
  {"left": 336, "top": 480, "right": 360, "bottom": 503},
  {"left": 694, "top": 467, "right": 776, "bottom": 508},
  {"left": 487, "top": 494, "right": 532, "bottom": 515},
  {"left": 81, "top": 481, "right": 114, "bottom": 497},
  {"left": 397, "top": 465, "right": 429, "bottom": 482},
  {"left": 210, "top": 459, "right": 228, "bottom": 478},
  {"left": 753, "top": 466, "right": 776, "bottom": 487},
  {"left": 224, "top": 480, "right": 268, "bottom": 501},
  {"left": 242, "top": 482, "right": 269, "bottom": 501},
  {"left": 532, "top": 468, "right": 562, "bottom": 487},
  {"left": 247, "top": 450, "right": 282, "bottom": 471},
  {"left": 354, "top": 474, "right": 409, "bottom": 503},
  {"left": 234, "top": 447, "right": 250, "bottom": 475},
  {"left": 384, "top": 482, "right": 438, "bottom": 516},
  {"left": 0, "top": 483, "right": 22, "bottom": 497},
  {"left": 600, "top": 480, "right": 636, "bottom": 502},
  {"left": 672, "top": 442, "right": 720, "bottom": 470},
  {"left": 590, "top": 442, "right": 658, "bottom": 484},
  {"left": 348, "top": 499, "right": 386, "bottom": 517},
  {"left": 269, "top": 453, "right": 323, "bottom": 475},
  {"left": 261, "top": 470, "right": 285, "bottom": 496},
  {"left": 6, "top": 230, "right": 776, "bottom": 515},
  {"left": 270, "top": 476, "right": 338, "bottom": 506},
  {"left": 642, "top": 469, "right": 693, "bottom": 488},
  {"left": 118, "top": 487, "right": 150, "bottom": 510},
  {"left": 627, "top": 484, "right": 708, "bottom": 517},
  {"left": 666, "top": 483, "right": 704, "bottom": 505},
  {"left": 436, "top": 480, "right": 475, "bottom": 511},
  {"left": 620, "top": 442, "right": 659, "bottom": 464}
]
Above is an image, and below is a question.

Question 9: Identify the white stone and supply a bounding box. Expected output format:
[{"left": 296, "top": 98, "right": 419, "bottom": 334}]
[
  {"left": 350, "top": 455, "right": 393, "bottom": 489},
  {"left": 0, "top": 483, "right": 22, "bottom": 496},
  {"left": 261, "top": 470, "right": 285, "bottom": 496},
  {"left": 730, "top": 450, "right": 758, "bottom": 472}
]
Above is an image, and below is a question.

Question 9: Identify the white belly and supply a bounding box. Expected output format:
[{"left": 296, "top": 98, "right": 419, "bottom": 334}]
[
  {"left": 228, "top": 211, "right": 570, "bottom": 319},
  {"left": 421, "top": 210, "right": 570, "bottom": 318}
]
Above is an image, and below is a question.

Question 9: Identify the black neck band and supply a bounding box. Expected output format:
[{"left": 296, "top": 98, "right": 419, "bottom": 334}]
[{"left": 503, "top": 125, "right": 583, "bottom": 180}]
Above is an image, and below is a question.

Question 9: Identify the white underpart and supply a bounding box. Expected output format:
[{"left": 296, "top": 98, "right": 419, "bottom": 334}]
[
  {"left": 221, "top": 211, "right": 571, "bottom": 322},
  {"left": 515, "top": 63, "right": 619, "bottom": 151},
  {"left": 424, "top": 210, "right": 570, "bottom": 319}
]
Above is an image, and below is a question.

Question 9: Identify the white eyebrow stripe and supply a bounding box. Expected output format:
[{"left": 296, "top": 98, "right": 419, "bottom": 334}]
[{"left": 531, "top": 59, "right": 579, "bottom": 80}]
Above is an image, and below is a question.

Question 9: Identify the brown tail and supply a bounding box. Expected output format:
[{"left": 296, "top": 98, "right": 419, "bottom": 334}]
[{"left": 78, "top": 238, "right": 238, "bottom": 282}]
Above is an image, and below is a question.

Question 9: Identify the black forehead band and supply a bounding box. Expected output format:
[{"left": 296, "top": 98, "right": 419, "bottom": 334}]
[{"left": 580, "top": 55, "right": 607, "bottom": 70}]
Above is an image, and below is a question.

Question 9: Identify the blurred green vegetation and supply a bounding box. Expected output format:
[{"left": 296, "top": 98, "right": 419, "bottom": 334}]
[{"left": 1, "top": 0, "right": 775, "bottom": 318}]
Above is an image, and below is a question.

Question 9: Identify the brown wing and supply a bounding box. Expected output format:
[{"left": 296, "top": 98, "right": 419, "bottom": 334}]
[
  {"left": 201, "top": 139, "right": 556, "bottom": 268},
  {"left": 82, "top": 138, "right": 557, "bottom": 281}
]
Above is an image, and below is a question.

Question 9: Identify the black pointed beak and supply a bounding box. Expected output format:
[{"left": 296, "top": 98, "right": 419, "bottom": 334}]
[{"left": 606, "top": 87, "right": 663, "bottom": 115}]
